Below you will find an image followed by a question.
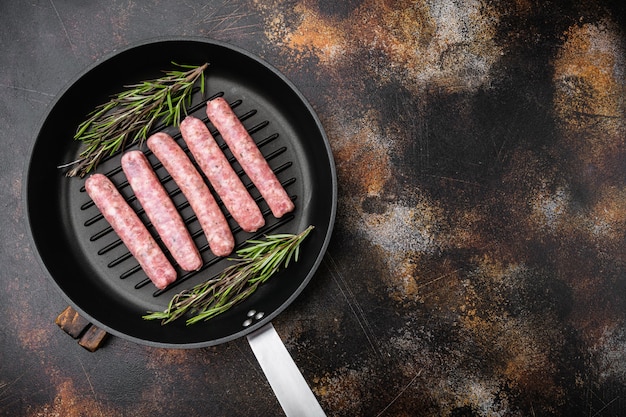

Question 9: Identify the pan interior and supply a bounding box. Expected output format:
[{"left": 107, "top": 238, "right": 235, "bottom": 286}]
[{"left": 26, "top": 38, "right": 336, "bottom": 348}]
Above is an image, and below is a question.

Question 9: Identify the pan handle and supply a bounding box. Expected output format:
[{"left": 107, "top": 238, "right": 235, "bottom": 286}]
[{"left": 247, "top": 323, "right": 327, "bottom": 416}]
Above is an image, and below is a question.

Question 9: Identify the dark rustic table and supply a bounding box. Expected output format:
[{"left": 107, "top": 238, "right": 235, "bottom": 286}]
[{"left": 2, "top": 1, "right": 626, "bottom": 416}]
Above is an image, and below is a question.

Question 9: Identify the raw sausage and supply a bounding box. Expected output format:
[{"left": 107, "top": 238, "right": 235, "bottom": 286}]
[
  {"left": 180, "top": 116, "right": 265, "bottom": 233},
  {"left": 147, "top": 132, "right": 235, "bottom": 257},
  {"left": 121, "top": 150, "right": 202, "bottom": 271},
  {"left": 205, "top": 97, "right": 295, "bottom": 218},
  {"left": 85, "top": 173, "right": 177, "bottom": 289}
]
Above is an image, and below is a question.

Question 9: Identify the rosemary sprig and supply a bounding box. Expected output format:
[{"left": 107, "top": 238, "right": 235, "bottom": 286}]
[
  {"left": 143, "top": 225, "right": 315, "bottom": 325},
  {"left": 62, "top": 62, "right": 208, "bottom": 177}
]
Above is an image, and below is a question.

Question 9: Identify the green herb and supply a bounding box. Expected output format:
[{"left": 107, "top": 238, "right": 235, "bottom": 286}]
[
  {"left": 144, "top": 225, "right": 315, "bottom": 325},
  {"left": 61, "top": 62, "right": 208, "bottom": 177}
]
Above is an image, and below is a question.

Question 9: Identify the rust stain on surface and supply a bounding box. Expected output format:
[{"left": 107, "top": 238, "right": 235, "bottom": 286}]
[
  {"left": 330, "top": 109, "right": 393, "bottom": 197},
  {"left": 313, "top": 366, "right": 371, "bottom": 415},
  {"left": 549, "top": 20, "right": 626, "bottom": 348},
  {"left": 553, "top": 21, "right": 626, "bottom": 172},
  {"left": 26, "top": 379, "right": 114, "bottom": 417},
  {"left": 256, "top": 0, "right": 501, "bottom": 93}
]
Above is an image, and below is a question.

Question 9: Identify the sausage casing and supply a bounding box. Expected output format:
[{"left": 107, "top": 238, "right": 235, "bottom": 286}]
[
  {"left": 85, "top": 173, "right": 177, "bottom": 289},
  {"left": 121, "top": 150, "right": 202, "bottom": 271},
  {"left": 205, "top": 97, "right": 295, "bottom": 218},
  {"left": 180, "top": 116, "right": 265, "bottom": 233},
  {"left": 147, "top": 132, "right": 235, "bottom": 257}
]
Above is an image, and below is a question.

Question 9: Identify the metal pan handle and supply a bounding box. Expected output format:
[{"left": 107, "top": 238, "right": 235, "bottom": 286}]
[{"left": 247, "top": 323, "right": 326, "bottom": 416}]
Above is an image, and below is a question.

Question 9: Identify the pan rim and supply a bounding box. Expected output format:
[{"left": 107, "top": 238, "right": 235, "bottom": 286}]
[{"left": 24, "top": 36, "right": 337, "bottom": 348}]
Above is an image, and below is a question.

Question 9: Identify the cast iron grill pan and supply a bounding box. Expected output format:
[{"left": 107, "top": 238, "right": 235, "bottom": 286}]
[
  {"left": 82, "top": 95, "right": 296, "bottom": 294},
  {"left": 26, "top": 38, "right": 337, "bottom": 348}
]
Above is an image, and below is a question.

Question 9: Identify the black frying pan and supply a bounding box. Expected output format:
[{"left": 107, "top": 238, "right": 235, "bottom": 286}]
[{"left": 26, "top": 37, "right": 337, "bottom": 349}]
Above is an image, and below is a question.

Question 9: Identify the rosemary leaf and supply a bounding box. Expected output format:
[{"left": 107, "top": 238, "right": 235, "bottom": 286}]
[
  {"left": 143, "top": 225, "right": 315, "bottom": 325},
  {"left": 63, "top": 62, "right": 208, "bottom": 178}
]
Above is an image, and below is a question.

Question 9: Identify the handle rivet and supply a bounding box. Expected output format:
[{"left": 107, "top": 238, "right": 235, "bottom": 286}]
[{"left": 243, "top": 309, "right": 265, "bottom": 327}]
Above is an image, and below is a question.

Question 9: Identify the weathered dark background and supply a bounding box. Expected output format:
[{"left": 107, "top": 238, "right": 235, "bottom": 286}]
[{"left": 2, "top": 0, "right": 626, "bottom": 415}]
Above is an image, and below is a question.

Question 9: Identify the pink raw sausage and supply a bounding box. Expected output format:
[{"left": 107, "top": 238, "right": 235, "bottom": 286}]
[
  {"left": 147, "top": 132, "right": 235, "bottom": 257},
  {"left": 180, "top": 116, "right": 265, "bottom": 233},
  {"left": 121, "top": 150, "right": 202, "bottom": 271},
  {"left": 85, "top": 173, "right": 177, "bottom": 289},
  {"left": 205, "top": 97, "right": 295, "bottom": 218}
]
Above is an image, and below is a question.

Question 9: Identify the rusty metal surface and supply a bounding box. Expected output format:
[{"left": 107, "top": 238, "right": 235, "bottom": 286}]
[{"left": 1, "top": 0, "right": 626, "bottom": 415}]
